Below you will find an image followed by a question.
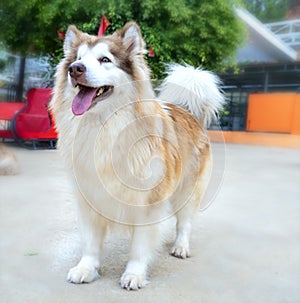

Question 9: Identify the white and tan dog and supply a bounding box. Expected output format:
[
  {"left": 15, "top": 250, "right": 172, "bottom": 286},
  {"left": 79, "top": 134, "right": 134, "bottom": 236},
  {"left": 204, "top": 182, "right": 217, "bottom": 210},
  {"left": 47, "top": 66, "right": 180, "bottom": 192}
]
[{"left": 50, "top": 22, "right": 224, "bottom": 290}]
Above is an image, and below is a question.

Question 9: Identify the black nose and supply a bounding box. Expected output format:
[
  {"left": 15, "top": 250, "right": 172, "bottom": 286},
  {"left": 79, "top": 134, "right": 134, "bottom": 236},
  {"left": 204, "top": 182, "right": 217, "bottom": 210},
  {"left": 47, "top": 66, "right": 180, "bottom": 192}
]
[{"left": 68, "top": 62, "right": 86, "bottom": 79}]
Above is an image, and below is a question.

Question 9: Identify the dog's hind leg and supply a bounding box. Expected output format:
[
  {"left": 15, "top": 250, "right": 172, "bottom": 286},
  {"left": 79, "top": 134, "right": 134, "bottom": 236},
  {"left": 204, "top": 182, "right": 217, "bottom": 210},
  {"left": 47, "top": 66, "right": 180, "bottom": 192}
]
[
  {"left": 120, "top": 224, "right": 160, "bottom": 290},
  {"left": 170, "top": 154, "right": 212, "bottom": 259},
  {"left": 170, "top": 204, "right": 193, "bottom": 259},
  {"left": 67, "top": 197, "right": 107, "bottom": 283}
]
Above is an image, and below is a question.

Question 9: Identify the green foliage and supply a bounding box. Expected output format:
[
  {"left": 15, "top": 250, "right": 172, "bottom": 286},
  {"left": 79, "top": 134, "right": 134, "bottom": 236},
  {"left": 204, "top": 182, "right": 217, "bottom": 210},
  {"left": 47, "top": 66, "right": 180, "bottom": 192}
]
[
  {"left": 0, "top": 0, "right": 98, "bottom": 55},
  {"left": 0, "top": 0, "right": 245, "bottom": 79},
  {"left": 243, "top": 0, "right": 288, "bottom": 22}
]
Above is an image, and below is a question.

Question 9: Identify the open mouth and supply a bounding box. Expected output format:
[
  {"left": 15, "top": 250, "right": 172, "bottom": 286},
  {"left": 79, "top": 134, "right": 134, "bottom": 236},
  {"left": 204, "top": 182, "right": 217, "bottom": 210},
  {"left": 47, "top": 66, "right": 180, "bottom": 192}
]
[{"left": 72, "top": 84, "right": 114, "bottom": 116}]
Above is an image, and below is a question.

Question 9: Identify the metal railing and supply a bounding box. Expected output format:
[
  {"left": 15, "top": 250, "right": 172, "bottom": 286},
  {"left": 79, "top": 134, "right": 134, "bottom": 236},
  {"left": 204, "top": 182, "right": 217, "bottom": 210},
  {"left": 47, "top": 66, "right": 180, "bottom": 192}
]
[
  {"left": 210, "top": 91, "right": 248, "bottom": 131},
  {"left": 265, "top": 19, "right": 300, "bottom": 48}
]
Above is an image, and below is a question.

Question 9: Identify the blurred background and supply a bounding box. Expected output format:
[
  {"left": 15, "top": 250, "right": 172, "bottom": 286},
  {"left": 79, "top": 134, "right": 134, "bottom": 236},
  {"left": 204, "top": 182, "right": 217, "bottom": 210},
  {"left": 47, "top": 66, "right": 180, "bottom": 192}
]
[
  {"left": 0, "top": 3, "right": 299, "bottom": 300},
  {"left": 0, "top": 0, "right": 299, "bottom": 147}
]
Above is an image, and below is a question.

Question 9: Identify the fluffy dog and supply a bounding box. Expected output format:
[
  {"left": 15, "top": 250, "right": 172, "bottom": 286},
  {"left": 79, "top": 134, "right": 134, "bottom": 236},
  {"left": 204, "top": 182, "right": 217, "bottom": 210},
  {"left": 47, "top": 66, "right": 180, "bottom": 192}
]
[{"left": 50, "top": 22, "right": 224, "bottom": 290}]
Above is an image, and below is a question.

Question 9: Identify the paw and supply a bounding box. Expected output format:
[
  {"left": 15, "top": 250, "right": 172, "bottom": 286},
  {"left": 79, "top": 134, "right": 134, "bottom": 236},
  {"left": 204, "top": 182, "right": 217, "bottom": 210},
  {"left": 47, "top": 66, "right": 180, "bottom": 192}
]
[
  {"left": 67, "top": 264, "right": 100, "bottom": 284},
  {"left": 170, "top": 245, "right": 190, "bottom": 259},
  {"left": 120, "top": 272, "right": 148, "bottom": 290}
]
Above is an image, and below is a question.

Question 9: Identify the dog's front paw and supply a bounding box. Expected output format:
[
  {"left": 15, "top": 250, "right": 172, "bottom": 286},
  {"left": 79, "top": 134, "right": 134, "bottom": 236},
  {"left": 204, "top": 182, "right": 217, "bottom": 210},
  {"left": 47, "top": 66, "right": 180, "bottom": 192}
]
[
  {"left": 120, "top": 272, "right": 148, "bottom": 290},
  {"left": 67, "top": 264, "right": 100, "bottom": 284},
  {"left": 170, "top": 244, "right": 190, "bottom": 259}
]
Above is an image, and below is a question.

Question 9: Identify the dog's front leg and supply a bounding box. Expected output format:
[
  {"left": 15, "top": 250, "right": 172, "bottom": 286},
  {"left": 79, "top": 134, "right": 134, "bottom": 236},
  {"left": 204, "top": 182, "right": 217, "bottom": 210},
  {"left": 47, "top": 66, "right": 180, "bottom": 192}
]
[
  {"left": 120, "top": 225, "right": 159, "bottom": 290},
  {"left": 67, "top": 197, "right": 107, "bottom": 284}
]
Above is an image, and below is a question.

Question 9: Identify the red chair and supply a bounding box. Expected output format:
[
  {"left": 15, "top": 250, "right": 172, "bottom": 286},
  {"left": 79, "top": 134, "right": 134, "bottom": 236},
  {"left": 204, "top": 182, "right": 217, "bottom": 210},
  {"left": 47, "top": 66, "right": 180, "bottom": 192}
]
[
  {"left": 13, "top": 88, "right": 57, "bottom": 148},
  {"left": 0, "top": 102, "right": 25, "bottom": 138}
]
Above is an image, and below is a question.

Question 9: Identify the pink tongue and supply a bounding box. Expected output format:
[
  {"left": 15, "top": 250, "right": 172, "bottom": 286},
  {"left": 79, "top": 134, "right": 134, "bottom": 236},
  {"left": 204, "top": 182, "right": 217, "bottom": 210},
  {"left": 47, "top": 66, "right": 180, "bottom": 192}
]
[{"left": 72, "top": 88, "right": 98, "bottom": 116}]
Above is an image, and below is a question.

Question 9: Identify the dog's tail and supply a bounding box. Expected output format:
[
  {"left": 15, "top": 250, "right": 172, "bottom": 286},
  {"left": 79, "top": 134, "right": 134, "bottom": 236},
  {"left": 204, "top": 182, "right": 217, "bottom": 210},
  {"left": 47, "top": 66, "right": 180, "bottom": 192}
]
[{"left": 158, "top": 64, "right": 225, "bottom": 127}]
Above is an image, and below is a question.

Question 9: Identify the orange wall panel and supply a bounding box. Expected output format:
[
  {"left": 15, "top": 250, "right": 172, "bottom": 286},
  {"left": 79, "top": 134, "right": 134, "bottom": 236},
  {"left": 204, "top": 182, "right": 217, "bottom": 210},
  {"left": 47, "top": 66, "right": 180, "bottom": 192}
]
[
  {"left": 247, "top": 93, "right": 298, "bottom": 134},
  {"left": 291, "top": 94, "right": 300, "bottom": 134}
]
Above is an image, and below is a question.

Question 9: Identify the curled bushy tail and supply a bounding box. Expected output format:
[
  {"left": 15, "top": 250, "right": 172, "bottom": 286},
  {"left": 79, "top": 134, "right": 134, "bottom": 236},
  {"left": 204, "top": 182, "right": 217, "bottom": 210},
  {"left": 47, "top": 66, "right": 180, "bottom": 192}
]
[{"left": 158, "top": 64, "right": 225, "bottom": 127}]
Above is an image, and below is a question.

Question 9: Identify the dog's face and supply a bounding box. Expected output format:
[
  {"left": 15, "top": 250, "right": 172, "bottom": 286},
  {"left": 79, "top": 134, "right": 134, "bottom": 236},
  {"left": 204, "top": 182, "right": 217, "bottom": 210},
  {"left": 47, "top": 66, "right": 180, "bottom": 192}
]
[{"left": 61, "top": 22, "right": 147, "bottom": 116}]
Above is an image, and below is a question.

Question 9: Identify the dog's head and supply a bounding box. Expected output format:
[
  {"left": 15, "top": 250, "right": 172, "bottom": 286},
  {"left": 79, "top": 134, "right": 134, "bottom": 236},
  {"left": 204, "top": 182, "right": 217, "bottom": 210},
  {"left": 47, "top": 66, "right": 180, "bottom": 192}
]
[{"left": 60, "top": 22, "right": 150, "bottom": 116}]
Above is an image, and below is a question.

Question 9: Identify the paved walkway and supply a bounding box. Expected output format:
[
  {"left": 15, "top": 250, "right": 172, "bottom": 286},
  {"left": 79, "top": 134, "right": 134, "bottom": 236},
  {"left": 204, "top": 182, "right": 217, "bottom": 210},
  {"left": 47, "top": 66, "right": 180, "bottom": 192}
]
[{"left": 0, "top": 143, "right": 299, "bottom": 303}]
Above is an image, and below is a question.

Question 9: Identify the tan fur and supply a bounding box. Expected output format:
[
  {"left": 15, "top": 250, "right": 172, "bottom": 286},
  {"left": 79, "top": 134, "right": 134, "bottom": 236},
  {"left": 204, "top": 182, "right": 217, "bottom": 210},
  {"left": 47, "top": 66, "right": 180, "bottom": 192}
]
[
  {"left": 0, "top": 144, "right": 19, "bottom": 175},
  {"left": 50, "top": 22, "right": 217, "bottom": 290}
]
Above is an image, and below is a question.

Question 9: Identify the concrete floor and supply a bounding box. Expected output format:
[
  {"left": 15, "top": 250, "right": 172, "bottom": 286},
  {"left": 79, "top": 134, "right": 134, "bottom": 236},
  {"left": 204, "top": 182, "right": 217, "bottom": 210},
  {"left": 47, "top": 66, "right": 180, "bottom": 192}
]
[{"left": 0, "top": 143, "right": 299, "bottom": 303}]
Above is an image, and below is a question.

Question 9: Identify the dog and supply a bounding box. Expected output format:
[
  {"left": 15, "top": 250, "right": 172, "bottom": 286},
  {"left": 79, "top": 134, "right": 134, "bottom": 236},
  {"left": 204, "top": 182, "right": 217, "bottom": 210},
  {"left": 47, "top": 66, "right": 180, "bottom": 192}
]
[{"left": 50, "top": 22, "right": 224, "bottom": 290}]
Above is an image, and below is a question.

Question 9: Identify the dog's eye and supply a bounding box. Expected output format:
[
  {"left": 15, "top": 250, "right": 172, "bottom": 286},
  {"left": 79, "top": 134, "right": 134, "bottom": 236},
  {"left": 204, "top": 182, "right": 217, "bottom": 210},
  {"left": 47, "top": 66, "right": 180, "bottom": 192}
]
[{"left": 99, "top": 57, "right": 111, "bottom": 63}]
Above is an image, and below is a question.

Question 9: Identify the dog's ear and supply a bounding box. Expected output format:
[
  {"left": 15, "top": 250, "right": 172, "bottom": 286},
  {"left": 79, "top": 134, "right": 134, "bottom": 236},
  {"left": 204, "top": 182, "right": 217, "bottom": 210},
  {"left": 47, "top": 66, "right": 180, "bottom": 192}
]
[
  {"left": 63, "top": 25, "right": 81, "bottom": 56},
  {"left": 121, "top": 22, "right": 145, "bottom": 55}
]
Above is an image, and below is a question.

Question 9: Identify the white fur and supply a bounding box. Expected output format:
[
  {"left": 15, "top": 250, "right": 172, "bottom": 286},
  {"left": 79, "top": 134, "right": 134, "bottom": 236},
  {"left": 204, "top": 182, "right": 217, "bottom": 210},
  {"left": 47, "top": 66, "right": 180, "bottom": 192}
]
[
  {"left": 70, "top": 43, "right": 130, "bottom": 92},
  {"left": 120, "top": 224, "right": 160, "bottom": 290},
  {"left": 63, "top": 29, "right": 77, "bottom": 55},
  {"left": 67, "top": 255, "right": 100, "bottom": 283},
  {"left": 51, "top": 23, "right": 222, "bottom": 291},
  {"left": 158, "top": 64, "right": 225, "bottom": 127},
  {"left": 123, "top": 24, "right": 142, "bottom": 55}
]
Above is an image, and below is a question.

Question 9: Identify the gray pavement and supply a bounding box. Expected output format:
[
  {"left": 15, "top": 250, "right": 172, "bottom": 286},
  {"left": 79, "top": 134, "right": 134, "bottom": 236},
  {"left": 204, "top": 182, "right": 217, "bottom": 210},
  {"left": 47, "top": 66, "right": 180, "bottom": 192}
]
[{"left": 0, "top": 143, "right": 299, "bottom": 303}]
